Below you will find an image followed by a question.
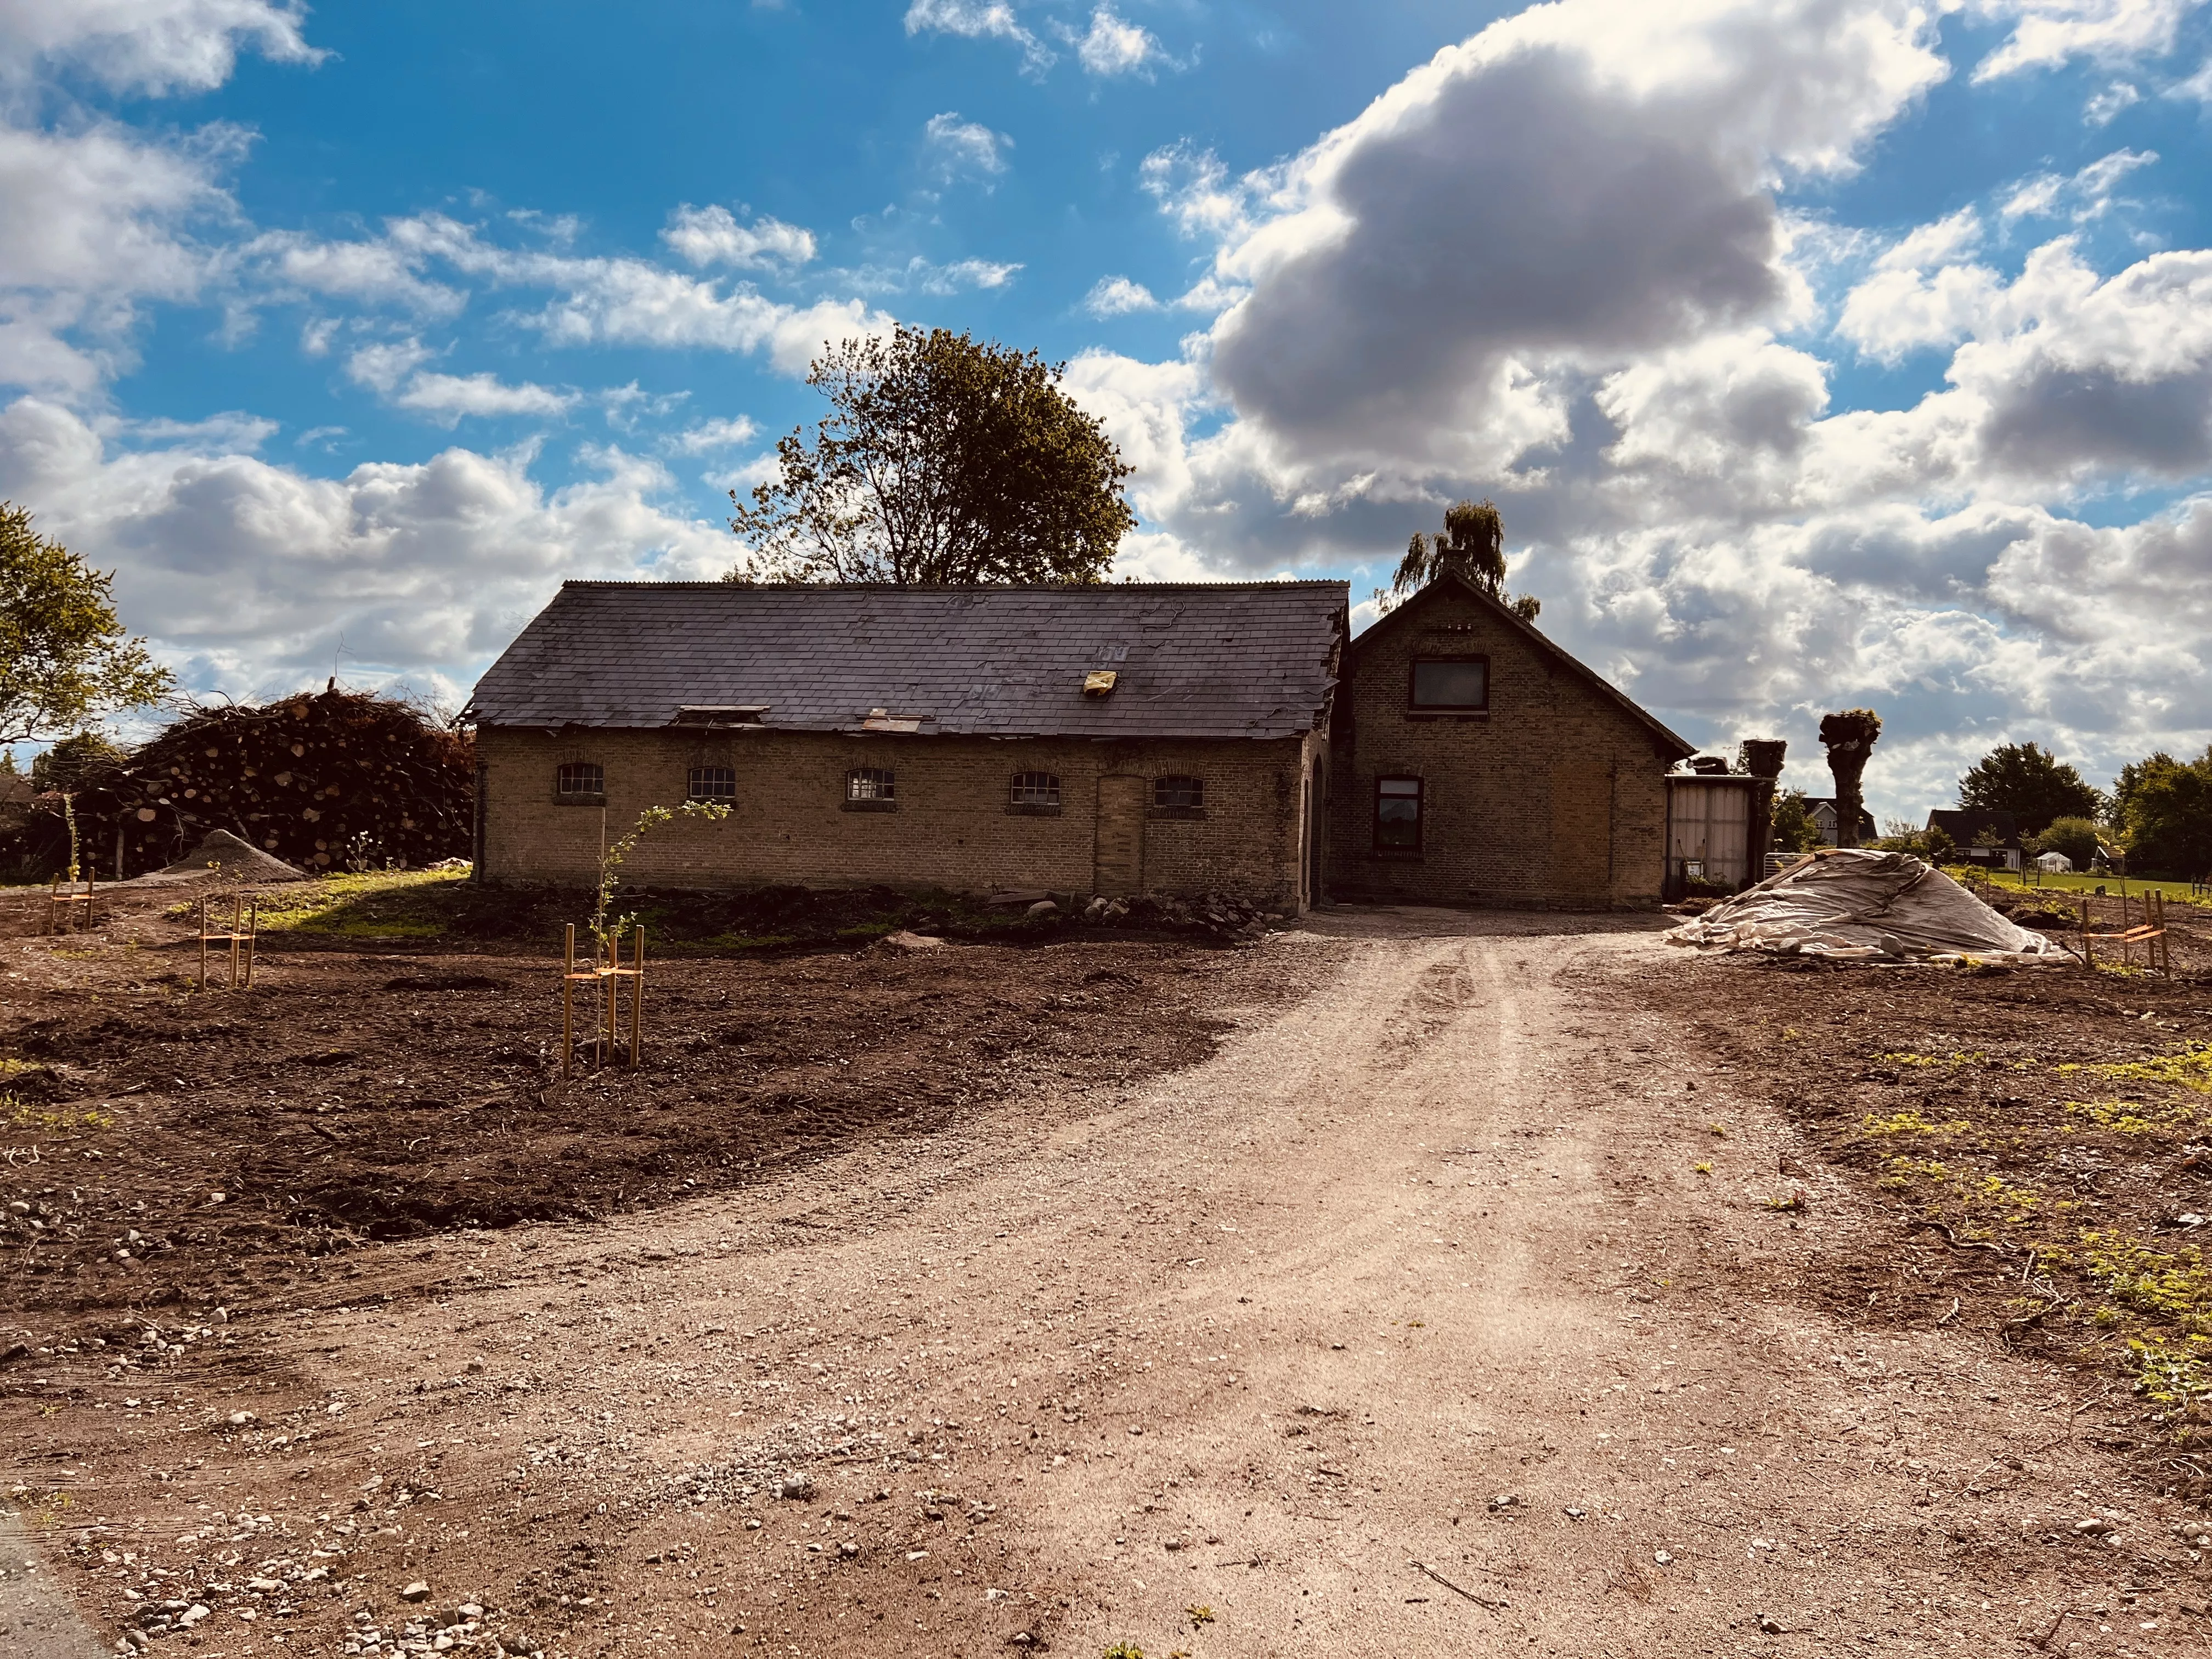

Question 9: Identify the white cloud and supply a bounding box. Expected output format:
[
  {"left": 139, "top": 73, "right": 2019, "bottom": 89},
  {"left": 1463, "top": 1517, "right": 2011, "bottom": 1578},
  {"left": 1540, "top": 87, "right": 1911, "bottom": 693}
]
[
  {"left": 902, "top": 0, "right": 1052, "bottom": 73},
  {"left": 391, "top": 372, "right": 578, "bottom": 425},
  {"left": 842, "top": 255, "right": 1023, "bottom": 296},
  {"left": 1083, "top": 276, "right": 1160, "bottom": 317},
  {"left": 1999, "top": 146, "right": 2157, "bottom": 221},
  {"left": 0, "top": 119, "right": 240, "bottom": 392},
  {"left": 236, "top": 228, "right": 465, "bottom": 315},
  {"left": 1138, "top": 143, "right": 1254, "bottom": 242},
  {"left": 0, "top": 394, "right": 731, "bottom": 700},
  {"left": 2084, "top": 78, "right": 2144, "bottom": 121},
  {"left": 1968, "top": 0, "right": 2205, "bottom": 83},
  {"left": 670, "top": 416, "right": 759, "bottom": 454},
  {"left": 0, "top": 0, "right": 320, "bottom": 97},
  {"left": 921, "top": 112, "right": 1011, "bottom": 184},
  {"left": 1075, "top": 7, "right": 1163, "bottom": 76},
  {"left": 343, "top": 338, "right": 435, "bottom": 396},
  {"left": 1837, "top": 211, "right": 2001, "bottom": 363},
  {"left": 660, "top": 205, "right": 817, "bottom": 270}
]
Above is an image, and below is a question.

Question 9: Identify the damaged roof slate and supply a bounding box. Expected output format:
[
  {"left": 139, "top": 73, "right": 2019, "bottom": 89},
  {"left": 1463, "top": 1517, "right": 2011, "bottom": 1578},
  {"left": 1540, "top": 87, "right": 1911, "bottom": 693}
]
[{"left": 467, "top": 580, "right": 1350, "bottom": 741}]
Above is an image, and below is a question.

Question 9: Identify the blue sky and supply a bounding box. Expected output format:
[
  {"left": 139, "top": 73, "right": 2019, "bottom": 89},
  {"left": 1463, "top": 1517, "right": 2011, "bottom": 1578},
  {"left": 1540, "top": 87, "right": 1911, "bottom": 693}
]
[{"left": 2, "top": 0, "right": 2210, "bottom": 820}]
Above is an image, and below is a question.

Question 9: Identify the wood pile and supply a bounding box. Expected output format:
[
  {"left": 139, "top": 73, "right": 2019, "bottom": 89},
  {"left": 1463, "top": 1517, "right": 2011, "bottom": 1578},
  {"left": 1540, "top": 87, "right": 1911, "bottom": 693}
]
[{"left": 70, "top": 687, "right": 474, "bottom": 877}]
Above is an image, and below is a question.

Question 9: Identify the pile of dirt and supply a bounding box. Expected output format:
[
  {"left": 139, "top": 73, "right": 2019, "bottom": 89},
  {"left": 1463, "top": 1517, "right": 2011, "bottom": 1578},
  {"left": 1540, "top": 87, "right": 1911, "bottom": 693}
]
[
  {"left": 128, "top": 828, "right": 308, "bottom": 886},
  {"left": 1667, "top": 848, "right": 2072, "bottom": 963}
]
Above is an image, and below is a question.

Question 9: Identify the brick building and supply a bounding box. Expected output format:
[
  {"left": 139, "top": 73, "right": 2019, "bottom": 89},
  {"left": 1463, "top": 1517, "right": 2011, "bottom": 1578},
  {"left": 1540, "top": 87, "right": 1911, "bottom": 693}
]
[
  {"left": 466, "top": 572, "right": 1695, "bottom": 910},
  {"left": 1325, "top": 570, "right": 1694, "bottom": 907},
  {"left": 462, "top": 581, "right": 1347, "bottom": 909}
]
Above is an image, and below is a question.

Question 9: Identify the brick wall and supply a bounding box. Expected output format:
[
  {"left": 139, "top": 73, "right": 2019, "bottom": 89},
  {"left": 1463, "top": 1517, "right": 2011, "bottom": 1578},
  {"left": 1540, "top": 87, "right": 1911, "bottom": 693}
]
[
  {"left": 476, "top": 726, "right": 1322, "bottom": 907},
  {"left": 1325, "top": 589, "right": 1676, "bottom": 909}
]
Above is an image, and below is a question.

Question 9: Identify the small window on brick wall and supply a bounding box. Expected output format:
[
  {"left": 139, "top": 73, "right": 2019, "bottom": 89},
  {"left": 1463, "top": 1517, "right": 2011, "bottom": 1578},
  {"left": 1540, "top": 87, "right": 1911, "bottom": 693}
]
[
  {"left": 1150, "top": 775, "right": 1206, "bottom": 819},
  {"left": 1008, "top": 771, "right": 1062, "bottom": 815},
  {"left": 844, "top": 767, "right": 896, "bottom": 812},
  {"left": 555, "top": 761, "right": 605, "bottom": 804},
  {"left": 687, "top": 766, "right": 735, "bottom": 803},
  {"left": 1374, "top": 775, "right": 1423, "bottom": 851}
]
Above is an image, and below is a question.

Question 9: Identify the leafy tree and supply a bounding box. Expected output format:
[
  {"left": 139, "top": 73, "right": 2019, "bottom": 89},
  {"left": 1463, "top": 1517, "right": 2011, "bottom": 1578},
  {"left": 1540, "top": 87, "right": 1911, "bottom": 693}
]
[
  {"left": 1956, "top": 741, "right": 2104, "bottom": 834},
  {"left": 30, "top": 730, "right": 123, "bottom": 793},
  {"left": 2031, "top": 815, "right": 2103, "bottom": 870},
  {"left": 1818, "top": 709, "right": 1882, "bottom": 849},
  {"left": 1392, "top": 499, "right": 1541, "bottom": 620},
  {"left": 2113, "top": 748, "right": 2212, "bottom": 878},
  {"left": 728, "top": 326, "right": 1136, "bottom": 585},
  {"left": 0, "top": 503, "right": 173, "bottom": 745},
  {"left": 1770, "top": 789, "right": 1823, "bottom": 854}
]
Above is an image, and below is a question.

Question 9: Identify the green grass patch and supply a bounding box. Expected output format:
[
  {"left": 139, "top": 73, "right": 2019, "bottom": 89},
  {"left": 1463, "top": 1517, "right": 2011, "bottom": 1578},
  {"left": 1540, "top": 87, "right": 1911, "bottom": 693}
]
[
  {"left": 250, "top": 868, "right": 476, "bottom": 939},
  {"left": 4, "top": 1093, "right": 112, "bottom": 1133}
]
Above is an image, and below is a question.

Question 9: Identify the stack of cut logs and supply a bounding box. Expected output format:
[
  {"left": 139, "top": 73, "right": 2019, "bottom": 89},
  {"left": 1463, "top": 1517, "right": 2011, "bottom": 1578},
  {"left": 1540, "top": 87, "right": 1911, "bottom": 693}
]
[{"left": 74, "top": 687, "right": 475, "bottom": 876}]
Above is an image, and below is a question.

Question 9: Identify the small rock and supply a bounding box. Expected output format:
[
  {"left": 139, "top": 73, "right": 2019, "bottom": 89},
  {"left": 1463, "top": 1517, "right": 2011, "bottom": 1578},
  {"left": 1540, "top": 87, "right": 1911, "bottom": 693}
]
[
  {"left": 1126, "top": 1425, "right": 1143, "bottom": 1436},
  {"left": 884, "top": 930, "right": 946, "bottom": 951},
  {"left": 773, "top": 1475, "right": 817, "bottom": 1501},
  {"left": 1084, "top": 898, "right": 1109, "bottom": 920},
  {"left": 246, "top": 1577, "right": 284, "bottom": 1594},
  {"left": 400, "top": 1582, "right": 431, "bottom": 1601},
  {"left": 177, "top": 1606, "right": 210, "bottom": 1627},
  {"left": 227, "top": 1410, "right": 257, "bottom": 1426},
  {"left": 1653, "top": 1550, "right": 1673, "bottom": 1566},
  {"left": 1163, "top": 1538, "right": 1184, "bottom": 1552},
  {"left": 1026, "top": 900, "right": 1059, "bottom": 919},
  {"left": 839, "top": 1541, "right": 860, "bottom": 1559},
  {"left": 1758, "top": 1615, "right": 1784, "bottom": 1634},
  {"left": 1488, "top": 1494, "right": 1517, "bottom": 1511}
]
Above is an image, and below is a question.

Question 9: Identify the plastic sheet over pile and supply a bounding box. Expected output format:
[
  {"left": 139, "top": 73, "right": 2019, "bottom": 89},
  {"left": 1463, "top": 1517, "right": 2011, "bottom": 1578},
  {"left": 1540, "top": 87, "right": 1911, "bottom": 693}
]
[{"left": 1666, "top": 848, "right": 2073, "bottom": 964}]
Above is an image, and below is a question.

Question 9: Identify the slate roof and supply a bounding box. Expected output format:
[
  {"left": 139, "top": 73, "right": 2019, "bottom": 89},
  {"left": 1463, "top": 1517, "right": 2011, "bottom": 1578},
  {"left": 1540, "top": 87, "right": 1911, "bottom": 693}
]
[{"left": 465, "top": 580, "right": 1350, "bottom": 741}]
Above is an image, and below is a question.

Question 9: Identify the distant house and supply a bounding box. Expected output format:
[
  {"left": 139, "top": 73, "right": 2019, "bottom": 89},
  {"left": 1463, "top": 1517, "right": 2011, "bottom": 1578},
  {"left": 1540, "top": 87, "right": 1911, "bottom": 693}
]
[
  {"left": 1927, "top": 808, "right": 2022, "bottom": 872},
  {"left": 1805, "top": 797, "right": 1878, "bottom": 847}
]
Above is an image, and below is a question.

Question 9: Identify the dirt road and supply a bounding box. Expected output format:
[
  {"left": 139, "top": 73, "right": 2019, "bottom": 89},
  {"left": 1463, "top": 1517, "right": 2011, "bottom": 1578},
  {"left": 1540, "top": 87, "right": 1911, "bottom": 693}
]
[{"left": 14, "top": 910, "right": 2206, "bottom": 1657}]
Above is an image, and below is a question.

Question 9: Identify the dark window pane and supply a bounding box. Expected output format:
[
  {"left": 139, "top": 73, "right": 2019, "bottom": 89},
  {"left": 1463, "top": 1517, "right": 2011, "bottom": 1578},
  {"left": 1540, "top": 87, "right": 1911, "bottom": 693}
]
[
  {"left": 687, "top": 766, "right": 735, "bottom": 802},
  {"left": 1154, "top": 775, "right": 1204, "bottom": 809},
  {"left": 847, "top": 768, "right": 895, "bottom": 802},
  {"left": 1412, "top": 659, "right": 1487, "bottom": 708},
  {"left": 1011, "top": 771, "right": 1060, "bottom": 806},
  {"left": 1375, "top": 776, "right": 1422, "bottom": 848},
  {"left": 556, "top": 762, "right": 603, "bottom": 798}
]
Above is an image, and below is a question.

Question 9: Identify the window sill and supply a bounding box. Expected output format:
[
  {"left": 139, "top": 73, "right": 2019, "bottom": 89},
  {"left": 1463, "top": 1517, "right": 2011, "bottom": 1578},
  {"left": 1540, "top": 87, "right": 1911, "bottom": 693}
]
[
  {"left": 1148, "top": 805, "right": 1207, "bottom": 820},
  {"left": 1367, "top": 848, "right": 1424, "bottom": 860},
  {"left": 842, "top": 799, "right": 898, "bottom": 813},
  {"left": 1006, "top": 803, "right": 1063, "bottom": 816},
  {"left": 1404, "top": 710, "right": 1489, "bottom": 721},
  {"left": 552, "top": 795, "right": 607, "bottom": 807}
]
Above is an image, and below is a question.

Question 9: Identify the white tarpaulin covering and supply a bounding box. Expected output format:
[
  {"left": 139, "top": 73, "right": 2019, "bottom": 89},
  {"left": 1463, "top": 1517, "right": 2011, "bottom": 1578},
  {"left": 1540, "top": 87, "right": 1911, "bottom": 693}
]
[{"left": 1666, "top": 848, "right": 2073, "bottom": 963}]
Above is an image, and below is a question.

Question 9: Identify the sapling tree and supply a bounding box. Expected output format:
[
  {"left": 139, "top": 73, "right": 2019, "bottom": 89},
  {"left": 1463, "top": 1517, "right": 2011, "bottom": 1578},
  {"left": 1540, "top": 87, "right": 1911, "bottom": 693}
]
[{"left": 590, "top": 800, "right": 732, "bottom": 953}]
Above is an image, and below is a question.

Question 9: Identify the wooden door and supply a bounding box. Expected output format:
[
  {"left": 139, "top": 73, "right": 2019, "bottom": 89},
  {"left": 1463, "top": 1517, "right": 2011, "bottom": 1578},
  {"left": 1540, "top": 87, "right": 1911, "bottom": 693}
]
[{"left": 1094, "top": 775, "right": 1147, "bottom": 896}]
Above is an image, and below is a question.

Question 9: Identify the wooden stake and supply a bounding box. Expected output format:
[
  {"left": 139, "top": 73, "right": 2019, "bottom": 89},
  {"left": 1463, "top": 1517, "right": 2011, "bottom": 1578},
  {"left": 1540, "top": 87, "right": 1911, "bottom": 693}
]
[
  {"left": 562, "top": 923, "right": 576, "bottom": 1081},
  {"left": 199, "top": 895, "right": 211, "bottom": 990},
  {"left": 2080, "top": 894, "right": 2094, "bottom": 969},
  {"left": 243, "top": 898, "right": 258, "bottom": 989},
  {"left": 603, "top": 926, "right": 619, "bottom": 1070},
  {"left": 629, "top": 924, "right": 645, "bottom": 1068}
]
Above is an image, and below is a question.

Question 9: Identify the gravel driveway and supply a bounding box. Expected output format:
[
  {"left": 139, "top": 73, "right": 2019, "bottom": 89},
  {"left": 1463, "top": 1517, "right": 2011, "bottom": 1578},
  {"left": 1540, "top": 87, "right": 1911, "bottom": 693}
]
[{"left": 10, "top": 907, "right": 2197, "bottom": 1657}]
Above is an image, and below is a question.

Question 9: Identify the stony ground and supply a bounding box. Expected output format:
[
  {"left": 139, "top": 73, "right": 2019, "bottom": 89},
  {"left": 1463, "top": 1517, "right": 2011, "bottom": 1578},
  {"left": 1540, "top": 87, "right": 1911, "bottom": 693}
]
[{"left": 5, "top": 895, "right": 2212, "bottom": 1659}]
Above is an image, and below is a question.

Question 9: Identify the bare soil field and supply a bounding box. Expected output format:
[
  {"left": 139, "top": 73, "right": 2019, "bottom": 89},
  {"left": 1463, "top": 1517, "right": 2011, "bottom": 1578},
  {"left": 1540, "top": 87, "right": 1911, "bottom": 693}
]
[{"left": 4, "top": 881, "right": 2212, "bottom": 1659}]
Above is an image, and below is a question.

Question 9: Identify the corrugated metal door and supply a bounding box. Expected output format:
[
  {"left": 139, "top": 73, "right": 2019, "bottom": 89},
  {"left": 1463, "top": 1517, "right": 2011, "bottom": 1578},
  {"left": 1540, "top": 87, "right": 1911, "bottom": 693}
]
[{"left": 1094, "top": 775, "right": 1147, "bottom": 895}]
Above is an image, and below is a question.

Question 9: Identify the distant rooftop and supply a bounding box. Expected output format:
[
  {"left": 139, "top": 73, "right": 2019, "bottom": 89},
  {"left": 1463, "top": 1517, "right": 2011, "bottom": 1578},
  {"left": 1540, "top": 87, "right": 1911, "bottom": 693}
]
[{"left": 465, "top": 580, "right": 1351, "bottom": 742}]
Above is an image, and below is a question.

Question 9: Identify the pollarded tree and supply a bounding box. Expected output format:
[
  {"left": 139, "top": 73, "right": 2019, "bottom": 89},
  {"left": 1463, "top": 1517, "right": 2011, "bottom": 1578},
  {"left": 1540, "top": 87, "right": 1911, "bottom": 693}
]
[
  {"left": 729, "top": 326, "right": 1136, "bottom": 585},
  {"left": 1819, "top": 709, "right": 1882, "bottom": 850},
  {"left": 0, "top": 503, "right": 173, "bottom": 746},
  {"left": 1956, "top": 742, "right": 2105, "bottom": 835},
  {"left": 1391, "top": 499, "right": 1541, "bottom": 620}
]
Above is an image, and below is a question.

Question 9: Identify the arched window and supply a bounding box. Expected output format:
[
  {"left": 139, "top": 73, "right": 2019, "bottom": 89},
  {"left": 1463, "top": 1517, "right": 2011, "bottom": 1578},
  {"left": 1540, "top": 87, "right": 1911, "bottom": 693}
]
[
  {"left": 1008, "top": 771, "right": 1061, "bottom": 815},
  {"left": 844, "top": 768, "right": 896, "bottom": 811},
  {"left": 687, "top": 766, "right": 736, "bottom": 803},
  {"left": 1150, "top": 775, "right": 1205, "bottom": 819},
  {"left": 554, "top": 761, "right": 604, "bottom": 803}
]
